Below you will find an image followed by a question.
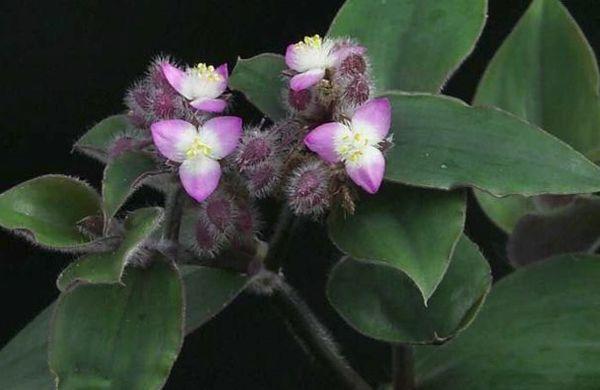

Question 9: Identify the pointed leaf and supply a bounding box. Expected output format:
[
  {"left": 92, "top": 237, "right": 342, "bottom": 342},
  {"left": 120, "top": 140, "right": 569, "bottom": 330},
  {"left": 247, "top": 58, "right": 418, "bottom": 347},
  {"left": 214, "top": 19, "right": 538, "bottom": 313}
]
[
  {"left": 102, "top": 151, "right": 159, "bottom": 222},
  {"left": 383, "top": 92, "right": 600, "bottom": 196},
  {"left": 416, "top": 254, "right": 600, "bottom": 389},
  {"left": 56, "top": 207, "right": 163, "bottom": 290},
  {"left": 328, "top": 236, "right": 491, "bottom": 344},
  {"left": 473, "top": 0, "right": 600, "bottom": 232},
  {"left": 328, "top": 184, "right": 466, "bottom": 301},
  {"left": 327, "top": 0, "right": 487, "bottom": 92},
  {"left": 49, "top": 259, "right": 184, "bottom": 390},
  {"left": 0, "top": 175, "right": 101, "bottom": 249},
  {"left": 229, "top": 53, "right": 287, "bottom": 120}
]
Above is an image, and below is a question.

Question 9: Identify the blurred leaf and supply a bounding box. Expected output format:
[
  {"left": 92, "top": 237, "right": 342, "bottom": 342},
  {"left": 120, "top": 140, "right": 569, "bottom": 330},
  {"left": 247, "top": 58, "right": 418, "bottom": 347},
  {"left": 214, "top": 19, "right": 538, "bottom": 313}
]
[
  {"left": 328, "top": 236, "right": 491, "bottom": 344},
  {"left": 327, "top": 0, "right": 486, "bottom": 92},
  {"left": 74, "top": 115, "right": 142, "bottom": 162},
  {"left": 102, "top": 151, "right": 159, "bottom": 222},
  {"left": 229, "top": 54, "right": 287, "bottom": 120},
  {"left": 56, "top": 207, "right": 163, "bottom": 291},
  {"left": 383, "top": 92, "right": 600, "bottom": 196},
  {"left": 328, "top": 184, "right": 466, "bottom": 301},
  {"left": 49, "top": 259, "right": 184, "bottom": 390},
  {"left": 473, "top": 0, "right": 600, "bottom": 232},
  {"left": 416, "top": 254, "right": 600, "bottom": 389},
  {"left": 507, "top": 197, "right": 600, "bottom": 266},
  {"left": 0, "top": 175, "right": 101, "bottom": 249},
  {"left": 0, "top": 266, "right": 249, "bottom": 388}
]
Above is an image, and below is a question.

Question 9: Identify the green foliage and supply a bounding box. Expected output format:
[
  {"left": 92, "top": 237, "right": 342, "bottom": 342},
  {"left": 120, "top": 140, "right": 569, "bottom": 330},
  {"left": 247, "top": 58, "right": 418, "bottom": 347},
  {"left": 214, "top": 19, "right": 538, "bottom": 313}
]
[
  {"left": 229, "top": 54, "right": 287, "bottom": 120},
  {"left": 327, "top": 236, "right": 491, "bottom": 344},
  {"left": 74, "top": 115, "right": 142, "bottom": 162},
  {"left": 328, "top": 0, "right": 487, "bottom": 92},
  {"left": 328, "top": 184, "right": 465, "bottom": 301},
  {"left": 56, "top": 207, "right": 163, "bottom": 291},
  {"left": 0, "top": 175, "right": 101, "bottom": 249},
  {"left": 473, "top": 0, "right": 600, "bottom": 232},
  {"left": 416, "top": 254, "right": 600, "bottom": 389},
  {"left": 49, "top": 259, "right": 184, "bottom": 390}
]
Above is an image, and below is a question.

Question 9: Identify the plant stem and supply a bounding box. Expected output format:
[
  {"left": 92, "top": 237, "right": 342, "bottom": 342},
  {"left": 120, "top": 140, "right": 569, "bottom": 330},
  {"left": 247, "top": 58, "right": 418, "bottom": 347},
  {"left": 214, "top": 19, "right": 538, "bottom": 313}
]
[
  {"left": 163, "top": 186, "right": 186, "bottom": 242},
  {"left": 270, "top": 276, "right": 372, "bottom": 390},
  {"left": 392, "top": 344, "right": 415, "bottom": 390},
  {"left": 264, "top": 205, "right": 294, "bottom": 271}
]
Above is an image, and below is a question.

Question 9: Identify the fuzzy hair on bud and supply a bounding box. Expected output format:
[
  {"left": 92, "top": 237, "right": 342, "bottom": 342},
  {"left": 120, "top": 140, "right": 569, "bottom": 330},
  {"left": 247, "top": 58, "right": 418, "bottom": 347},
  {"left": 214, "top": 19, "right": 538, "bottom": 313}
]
[
  {"left": 286, "top": 159, "right": 331, "bottom": 217},
  {"left": 230, "top": 199, "right": 262, "bottom": 254},
  {"left": 339, "top": 53, "right": 367, "bottom": 77},
  {"left": 194, "top": 218, "right": 226, "bottom": 258},
  {"left": 287, "top": 88, "right": 313, "bottom": 111},
  {"left": 340, "top": 74, "right": 371, "bottom": 107},
  {"left": 245, "top": 160, "right": 282, "bottom": 199},
  {"left": 198, "top": 189, "right": 238, "bottom": 237},
  {"left": 235, "top": 127, "right": 279, "bottom": 171}
]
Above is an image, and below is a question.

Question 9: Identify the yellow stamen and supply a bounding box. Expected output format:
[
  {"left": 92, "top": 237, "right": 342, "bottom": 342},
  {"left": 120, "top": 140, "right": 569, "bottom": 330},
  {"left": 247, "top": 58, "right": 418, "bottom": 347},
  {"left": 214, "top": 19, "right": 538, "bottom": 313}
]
[
  {"left": 298, "top": 34, "right": 323, "bottom": 48},
  {"left": 195, "top": 62, "right": 222, "bottom": 82},
  {"left": 186, "top": 137, "right": 213, "bottom": 159}
]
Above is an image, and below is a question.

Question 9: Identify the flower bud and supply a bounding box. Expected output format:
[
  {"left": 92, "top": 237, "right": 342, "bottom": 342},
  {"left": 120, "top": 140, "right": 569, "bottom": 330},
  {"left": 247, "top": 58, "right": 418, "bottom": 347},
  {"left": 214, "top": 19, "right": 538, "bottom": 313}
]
[
  {"left": 287, "top": 88, "right": 313, "bottom": 111},
  {"left": 246, "top": 161, "right": 281, "bottom": 199},
  {"left": 341, "top": 74, "right": 371, "bottom": 107},
  {"left": 108, "top": 136, "right": 137, "bottom": 159},
  {"left": 339, "top": 53, "right": 367, "bottom": 76},
  {"left": 194, "top": 218, "right": 224, "bottom": 258},
  {"left": 147, "top": 56, "right": 175, "bottom": 90},
  {"left": 125, "top": 81, "right": 151, "bottom": 127},
  {"left": 199, "top": 190, "right": 237, "bottom": 235},
  {"left": 286, "top": 160, "right": 331, "bottom": 217},
  {"left": 235, "top": 128, "right": 278, "bottom": 171}
]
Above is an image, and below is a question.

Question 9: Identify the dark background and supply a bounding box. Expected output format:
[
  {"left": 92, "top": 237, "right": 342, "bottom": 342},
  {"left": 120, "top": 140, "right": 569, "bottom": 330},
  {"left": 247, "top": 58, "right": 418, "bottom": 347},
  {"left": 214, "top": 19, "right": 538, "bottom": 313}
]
[{"left": 1, "top": 1, "right": 600, "bottom": 388}]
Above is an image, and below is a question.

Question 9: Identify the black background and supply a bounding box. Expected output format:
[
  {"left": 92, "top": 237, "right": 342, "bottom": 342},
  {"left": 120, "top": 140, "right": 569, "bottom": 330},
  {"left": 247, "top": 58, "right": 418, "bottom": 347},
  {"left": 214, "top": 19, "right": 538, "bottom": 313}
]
[{"left": 1, "top": 1, "right": 600, "bottom": 388}]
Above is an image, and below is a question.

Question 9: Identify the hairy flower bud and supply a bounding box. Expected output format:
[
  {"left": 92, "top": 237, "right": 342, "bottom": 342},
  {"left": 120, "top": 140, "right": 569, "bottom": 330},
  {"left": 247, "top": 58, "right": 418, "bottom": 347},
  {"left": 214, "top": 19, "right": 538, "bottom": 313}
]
[
  {"left": 287, "top": 88, "right": 313, "bottom": 111},
  {"left": 235, "top": 128, "right": 278, "bottom": 171},
  {"left": 199, "top": 190, "right": 237, "bottom": 235},
  {"left": 194, "top": 218, "right": 224, "bottom": 258},
  {"left": 246, "top": 161, "right": 281, "bottom": 199},
  {"left": 125, "top": 81, "right": 151, "bottom": 127},
  {"left": 108, "top": 136, "right": 137, "bottom": 158},
  {"left": 339, "top": 53, "right": 367, "bottom": 76},
  {"left": 286, "top": 160, "right": 331, "bottom": 217},
  {"left": 341, "top": 74, "right": 371, "bottom": 107}
]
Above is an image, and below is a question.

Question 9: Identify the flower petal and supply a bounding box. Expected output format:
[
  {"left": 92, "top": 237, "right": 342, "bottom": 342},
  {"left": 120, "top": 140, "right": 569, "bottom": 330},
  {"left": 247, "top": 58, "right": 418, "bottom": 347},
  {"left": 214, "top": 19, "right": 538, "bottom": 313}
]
[
  {"left": 290, "top": 69, "right": 326, "bottom": 91},
  {"left": 345, "top": 146, "right": 385, "bottom": 194},
  {"left": 179, "top": 156, "right": 222, "bottom": 202},
  {"left": 161, "top": 62, "right": 187, "bottom": 96},
  {"left": 150, "top": 119, "right": 197, "bottom": 162},
  {"left": 285, "top": 43, "right": 302, "bottom": 71},
  {"left": 304, "top": 122, "right": 345, "bottom": 163},
  {"left": 351, "top": 98, "right": 392, "bottom": 143},
  {"left": 190, "top": 98, "right": 227, "bottom": 112},
  {"left": 199, "top": 116, "right": 243, "bottom": 159}
]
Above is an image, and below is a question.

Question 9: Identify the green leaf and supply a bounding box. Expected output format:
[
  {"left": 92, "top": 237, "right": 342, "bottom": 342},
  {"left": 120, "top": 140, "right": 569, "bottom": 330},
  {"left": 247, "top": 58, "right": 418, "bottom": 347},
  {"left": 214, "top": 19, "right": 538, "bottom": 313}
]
[
  {"left": 473, "top": 0, "right": 600, "bottom": 232},
  {"left": 507, "top": 197, "right": 600, "bottom": 266},
  {"left": 182, "top": 266, "right": 251, "bottom": 334},
  {"left": 383, "top": 92, "right": 600, "bottom": 196},
  {"left": 229, "top": 53, "right": 287, "bottom": 120},
  {"left": 74, "top": 115, "right": 142, "bottom": 162},
  {"left": 57, "top": 207, "right": 163, "bottom": 291},
  {"left": 327, "top": 0, "right": 487, "bottom": 92},
  {"left": 415, "top": 254, "right": 600, "bottom": 389},
  {"left": 0, "top": 175, "right": 101, "bottom": 249},
  {"left": 328, "top": 236, "right": 491, "bottom": 344},
  {"left": 0, "top": 305, "right": 55, "bottom": 390},
  {"left": 328, "top": 184, "right": 465, "bottom": 301},
  {"left": 0, "top": 266, "right": 249, "bottom": 388},
  {"left": 102, "top": 151, "right": 159, "bottom": 222},
  {"left": 49, "top": 259, "right": 184, "bottom": 390}
]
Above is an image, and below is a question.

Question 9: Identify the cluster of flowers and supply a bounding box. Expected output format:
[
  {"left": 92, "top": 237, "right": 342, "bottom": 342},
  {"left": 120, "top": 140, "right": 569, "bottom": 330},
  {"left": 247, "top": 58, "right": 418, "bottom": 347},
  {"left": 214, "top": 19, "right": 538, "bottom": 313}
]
[{"left": 120, "top": 34, "right": 392, "bottom": 260}]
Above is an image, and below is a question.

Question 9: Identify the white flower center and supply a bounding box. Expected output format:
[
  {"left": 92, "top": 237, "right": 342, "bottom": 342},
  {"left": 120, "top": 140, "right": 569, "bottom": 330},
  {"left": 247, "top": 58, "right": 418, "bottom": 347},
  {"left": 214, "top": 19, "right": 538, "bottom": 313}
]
[
  {"left": 192, "top": 63, "right": 223, "bottom": 82},
  {"left": 335, "top": 126, "right": 371, "bottom": 164},
  {"left": 293, "top": 34, "right": 335, "bottom": 72},
  {"left": 181, "top": 62, "right": 224, "bottom": 100}
]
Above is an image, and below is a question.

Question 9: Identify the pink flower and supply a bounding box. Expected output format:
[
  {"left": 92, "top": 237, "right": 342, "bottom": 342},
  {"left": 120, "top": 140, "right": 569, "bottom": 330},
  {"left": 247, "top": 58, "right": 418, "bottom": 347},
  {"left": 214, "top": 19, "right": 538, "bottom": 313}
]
[
  {"left": 304, "top": 98, "right": 391, "bottom": 194},
  {"left": 285, "top": 34, "right": 364, "bottom": 91},
  {"left": 151, "top": 117, "right": 242, "bottom": 202},
  {"left": 161, "top": 62, "right": 229, "bottom": 113}
]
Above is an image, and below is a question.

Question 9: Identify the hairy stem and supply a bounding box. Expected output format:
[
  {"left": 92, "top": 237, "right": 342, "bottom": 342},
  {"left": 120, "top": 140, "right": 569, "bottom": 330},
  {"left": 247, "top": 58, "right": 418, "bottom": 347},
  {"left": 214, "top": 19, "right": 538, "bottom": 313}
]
[
  {"left": 163, "top": 186, "right": 186, "bottom": 242},
  {"left": 392, "top": 344, "right": 415, "bottom": 390},
  {"left": 264, "top": 205, "right": 294, "bottom": 271},
  {"left": 269, "top": 275, "right": 372, "bottom": 390}
]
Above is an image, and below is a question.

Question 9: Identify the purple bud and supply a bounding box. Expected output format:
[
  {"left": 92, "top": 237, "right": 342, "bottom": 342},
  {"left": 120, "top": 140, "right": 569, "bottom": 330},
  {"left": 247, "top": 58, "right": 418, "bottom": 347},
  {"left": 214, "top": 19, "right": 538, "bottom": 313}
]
[
  {"left": 199, "top": 190, "right": 237, "bottom": 235},
  {"left": 147, "top": 56, "right": 175, "bottom": 90},
  {"left": 195, "top": 219, "right": 223, "bottom": 258},
  {"left": 341, "top": 75, "right": 371, "bottom": 107},
  {"left": 108, "top": 136, "right": 137, "bottom": 158},
  {"left": 246, "top": 161, "right": 281, "bottom": 199},
  {"left": 288, "top": 88, "right": 312, "bottom": 111},
  {"left": 235, "top": 128, "right": 278, "bottom": 171},
  {"left": 339, "top": 54, "right": 367, "bottom": 76},
  {"left": 271, "top": 119, "right": 305, "bottom": 150},
  {"left": 286, "top": 160, "right": 331, "bottom": 217},
  {"left": 147, "top": 86, "right": 185, "bottom": 120},
  {"left": 230, "top": 200, "right": 261, "bottom": 254},
  {"left": 125, "top": 81, "right": 151, "bottom": 127}
]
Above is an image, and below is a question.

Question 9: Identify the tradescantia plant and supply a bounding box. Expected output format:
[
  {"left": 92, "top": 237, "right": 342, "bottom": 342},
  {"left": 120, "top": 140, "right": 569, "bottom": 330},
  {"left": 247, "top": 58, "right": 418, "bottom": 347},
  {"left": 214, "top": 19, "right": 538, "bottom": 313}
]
[{"left": 2, "top": 0, "right": 600, "bottom": 388}]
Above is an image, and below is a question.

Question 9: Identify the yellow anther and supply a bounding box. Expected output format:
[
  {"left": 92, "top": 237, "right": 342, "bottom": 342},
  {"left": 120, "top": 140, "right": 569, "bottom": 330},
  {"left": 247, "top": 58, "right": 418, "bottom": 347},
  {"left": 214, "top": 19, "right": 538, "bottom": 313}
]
[
  {"left": 195, "top": 62, "right": 221, "bottom": 82},
  {"left": 185, "top": 137, "right": 213, "bottom": 159},
  {"left": 298, "top": 34, "right": 322, "bottom": 48}
]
